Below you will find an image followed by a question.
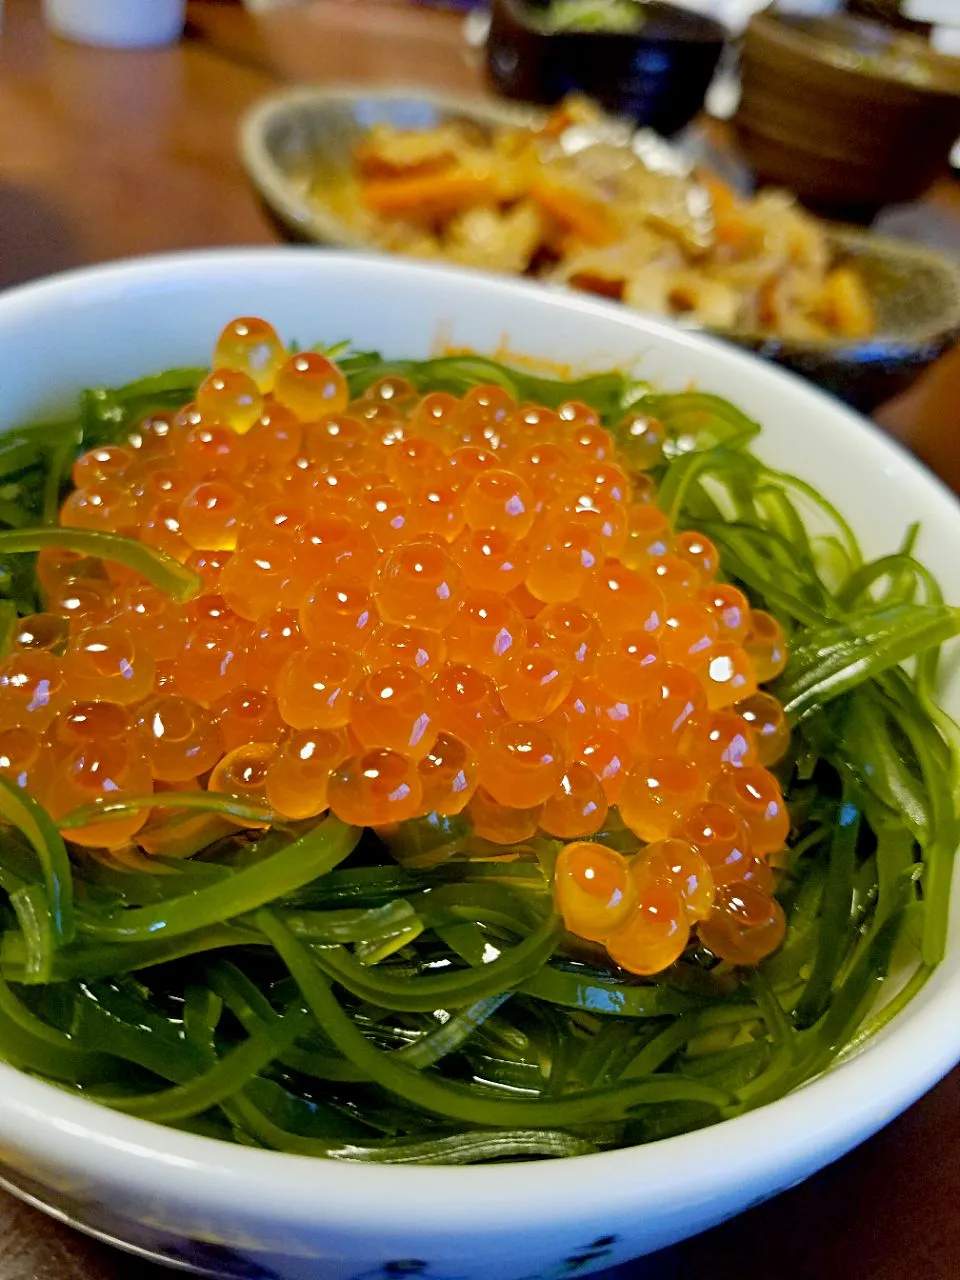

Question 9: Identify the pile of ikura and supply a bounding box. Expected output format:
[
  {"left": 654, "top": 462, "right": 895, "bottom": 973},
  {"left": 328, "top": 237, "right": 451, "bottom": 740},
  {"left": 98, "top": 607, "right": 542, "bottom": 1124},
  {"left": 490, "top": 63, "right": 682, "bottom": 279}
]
[{"left": 7, "top": 317, "right": 792, "bottom": 974}]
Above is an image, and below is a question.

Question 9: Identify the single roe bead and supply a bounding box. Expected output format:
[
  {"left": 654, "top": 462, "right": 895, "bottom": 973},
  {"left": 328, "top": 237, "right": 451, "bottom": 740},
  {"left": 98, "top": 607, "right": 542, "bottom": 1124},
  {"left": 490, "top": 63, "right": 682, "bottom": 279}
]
[
  {"left": 52, "top": 740, "right": 153, "bottom": 849},
  {"left": 703, "top": 644, "right": 757, "bottom": 710},
  {"left": 525, "top": 520, "right": 602, "bottom": 603},
  {"left": 136, "top": 695, "right": 223, "bottom": 782},
  {"left": 699, "top": 584, "right": 751, "bottom": 643},
  {"left": 498, "top": 645, "right": 574, "bottom": 721},
  {"left": 276, "top": 645, "right": 359, "bottom": 730},
  {"left": 618, "top": 411, "right": 665, "bottom": 471},
  {"left": 300, "top": 578, "right": 379, "bottom": 648},
  {"left": 418, "top": 732, "right": 477, "bottom": 816},
  {"left": 363, "top": 624, "right": 447, "bottom": 681},
  {"left": 208, "top": 743, "right": 277, "bottom": 822},
  {"left": 680, "top": 710, "right": 757, "bottom": 775},
  {"left": 12, "top": 613, "right": 69, "bottom": 654},
  {"left": 744, "top": 611, "right": 788, "bottom": 683},
  {"left": 444, "top": 592, "right": 524, "bottom": 674},
  {"left": 580, "top": 564, "right": 663, "bottom": 636},
  {"left": 265, "top": 727, "right": 350, "bottom": 820},
  {"left": 597, "top": 630, "right": 661, "bottom": 703},
  {"left": 468, "top": 786, "right": 542, "bottom": 845},
  {"left": 221, "top": 542, "right": 297, "bottom": 622},
  {"left": 176, "top": 621, "right": 247, "bottom": 706},
  {"left": 462, "top": 469, "right": 535, "bottom": 540},
  {"left": 622, "top": 504, "right": 670, "bottom": 569},
  {"left": 672, "top": 531, "right": 719, "bottom": 579},
  {"left": 433, "top": 662, "right": 504, "bottom": 747},
  {"left": 540, "top": 762, "right": 608, "bottom": 839},
  {"left": 0, "top": 726, "right": 40, "bottom": 790},
  {"left": 196, "top": 368, "right": 263, "bottom": 435},
  {"left": 636, "top": 839, "right": 715, "bottom": 923},
  {"left": 735, "top": 692, "right": 790, "bottom": 766},
  {"left": 456, "top": 528, "right": 528, "bottom": 594},
  {"left": 214, "top": 317, "right": 286, "bottom": 392},
  {"left": 680, "top": 800, "right": 753, "bottom": 886},
  {"left": 554, "top": 842, "right": 635, "bottom": 942},
  {"left": 178, "top": 480, "right": 243, "bottom": 551},
  {"left": 698, "top": 883, "right": 786, "bottom": 965},
  {"left": 618, "top": 756, "right": 707, "bottom": 842},
  {"left": 377, "top": 541, "right": 460, "bottom": 632},
  {"left": 574, "top": 727, "right": 632, "bottom": 803},
  {"left": 64, "top": 626, "right": 155, "bottom": 706},
  {"left": 711, "top": 764, "right": 790, "bottom": 855},
  {"left": 273, "top": 352, "right": 348, "bottom": 421},
  {"left": 351, "top": 664, "right": 437, "bottom": 760},
  {"left": 215, "top": 685, "right": 285, "bottom": 753},
  {"left": 327, "top": 748, "right": 423, "bottom": 826},
  {"left": 605, "top": 880, "right": 689, "bottom": 976},
  {"left": 532, "top": 603, "right": 600, "bottom": 674},
  {"left": 475, "top": 720, "right": 564, "bottom": 808}
]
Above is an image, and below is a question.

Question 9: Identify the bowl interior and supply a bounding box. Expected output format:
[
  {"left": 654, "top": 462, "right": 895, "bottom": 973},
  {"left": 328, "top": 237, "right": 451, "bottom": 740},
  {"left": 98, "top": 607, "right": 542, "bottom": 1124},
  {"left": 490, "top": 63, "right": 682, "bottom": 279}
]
[{"left": 0, "top": 249, "right": 957, "bottom": 1261}]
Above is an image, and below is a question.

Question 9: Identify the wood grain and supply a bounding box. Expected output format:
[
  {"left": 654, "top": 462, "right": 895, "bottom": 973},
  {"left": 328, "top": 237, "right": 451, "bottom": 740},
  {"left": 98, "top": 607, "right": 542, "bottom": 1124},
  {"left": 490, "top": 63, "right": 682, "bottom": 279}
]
[{"left": 0, "top": 1, "right": 958, "bottom": 1277}]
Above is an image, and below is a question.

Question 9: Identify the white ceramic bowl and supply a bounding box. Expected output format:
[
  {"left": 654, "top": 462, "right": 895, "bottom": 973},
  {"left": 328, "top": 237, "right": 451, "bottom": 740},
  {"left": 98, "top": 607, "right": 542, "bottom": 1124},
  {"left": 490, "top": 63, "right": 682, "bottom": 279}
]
[{"left": 0, "top": 249, "right": 957, "bottom": 1280}]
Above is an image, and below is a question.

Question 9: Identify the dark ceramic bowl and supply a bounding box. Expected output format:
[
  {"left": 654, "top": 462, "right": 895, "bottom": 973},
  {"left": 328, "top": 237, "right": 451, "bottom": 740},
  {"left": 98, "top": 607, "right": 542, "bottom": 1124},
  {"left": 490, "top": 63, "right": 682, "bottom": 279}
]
[
  {"left": 736, "top": 12, "right": 960, "bottom": 221},
  {"left": 239, "top": 86, "right": 960, "bottom": 411},
  {"left": 485, "top": 0, "right": 726, "bottom": 137}
]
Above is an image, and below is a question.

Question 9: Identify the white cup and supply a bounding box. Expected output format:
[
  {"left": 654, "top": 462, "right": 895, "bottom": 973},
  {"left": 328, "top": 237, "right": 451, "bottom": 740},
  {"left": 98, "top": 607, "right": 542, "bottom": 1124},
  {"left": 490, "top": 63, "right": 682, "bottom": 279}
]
[{"left": 42, "top": 0, "right": 186, "bottom": 48}]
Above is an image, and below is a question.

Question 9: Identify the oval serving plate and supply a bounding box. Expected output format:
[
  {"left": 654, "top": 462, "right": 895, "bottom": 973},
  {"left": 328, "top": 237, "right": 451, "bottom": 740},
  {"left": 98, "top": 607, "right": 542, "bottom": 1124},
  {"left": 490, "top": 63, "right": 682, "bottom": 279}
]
[{"left": 239, "top": 84, "right": 960, "bottom": 410}]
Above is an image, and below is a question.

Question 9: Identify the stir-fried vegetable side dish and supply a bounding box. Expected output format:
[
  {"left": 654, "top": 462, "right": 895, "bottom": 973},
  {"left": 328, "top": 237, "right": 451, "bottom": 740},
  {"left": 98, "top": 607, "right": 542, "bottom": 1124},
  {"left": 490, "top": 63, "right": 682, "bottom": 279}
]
[
  {"left": 0, "top": 315, "right": 954, "bottom": 1165},
  {"left": 327, "top": 97, "right": 876, "bottom": 340}
]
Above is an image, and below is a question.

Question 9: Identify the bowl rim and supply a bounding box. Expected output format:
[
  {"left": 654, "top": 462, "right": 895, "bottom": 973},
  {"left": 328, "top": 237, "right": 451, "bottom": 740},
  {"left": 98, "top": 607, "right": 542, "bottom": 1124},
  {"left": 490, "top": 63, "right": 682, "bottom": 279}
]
[
  {"left": 238, "top": 84, "right": 960, "bottom": 359},
  {"left": 0, "top": 246, "right": 958, "bottom": 1235},
  {"left": 488, "top": 0, "right": 729, "bottom": 44},
  {"left": 745, "top": 10, "right": 960, "bottom": 97}
]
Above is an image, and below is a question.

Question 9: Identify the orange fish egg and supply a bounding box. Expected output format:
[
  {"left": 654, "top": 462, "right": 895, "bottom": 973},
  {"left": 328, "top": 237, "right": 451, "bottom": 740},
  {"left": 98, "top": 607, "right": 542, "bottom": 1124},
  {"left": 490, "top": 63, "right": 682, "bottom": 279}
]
[
  {"left": 0, "top": 725, "right": 41, "bottom": 790},
  {"left": 513, "top": 442, "right": 572, "bottom": 503},
  {"left": 679, "top": 800, "right": 753, "bottom": 886},
  {"left": 242, "top": 404, "right": 303, "bottom": 468},
  {"left": 698, "top": 883, "right": 786, "bottom": 966},
  {"left": 579, "top": 563, "right": 663, "bottom": 636},
  {"left": 52, "top": 700, "right": 129, "bottom": 752},
  {"left": 140, "top": 499, "right": 191, "bottom": 562},
  {"left": 11, "top": 613, "right": 69, "bottom": 655},
  {"left": 618, "top": 411, "right": 665, "bottom": 471},
  {"left": 327, "top": 747, "right": 423, "bottom": 827},
  {"left": 118, "top": 583, "right": 190, "bottom": 662},
  {"left": 245, "top": 608, "right": 306, "bottom": 687},
  {"left": 462, "top": 469, "right": 535, "bottom": 540},
  {"left": 238, "top": 500, "right": 306, "bottom": 548},
  {"left": 474, "top": 720, "right": 564, "bottom": 808},
  {"left": 208, "top": 742, "right": 277, "bottom": 823},
  {"left": 196, "top": 368, "right": 263, "bottom": 435},
  {"left": 299, "top": 576, "right": 379, "bottom": 648},
  {"left": 71, "top": 444, "right": 132, "bottom": 490},
  {"left": 444, "top": 592, "right": 524, "bottom": 675},
  {"left": 699, "top": 583, "right": 752, "bottom": 643},
  {"left": 350, "top": 664, "right": 437, "bottom": 760},
  {"left": 605, "top": 880, "right": 689, "bottom": 976},
  {"left": 710, "top": 764, "right": 790, "bottom": 855},
  {"left": 634, "top": 839, "right": 715, "bottom": 924},
  {"left": 220, "top": 542, "right": 298, "bottom": 622},
  {"left": 363, "top": 623, "right": 447, "bottom": 681},
  {"left": 297, "top": 515, "right": 380, "bottom": 585},
  {"left": 467, "top": 786, "right": 542, "bottom": 845},
  {"left": 365, "top": 374, "right": 419, "bottom": 409},
  {"left": 176, "top": 620, "right": 248, "bottom": 706},
  {"left": 49, "top": 578, "right": 116, "bottom": 632},
  {"left": 597, "top": 630, "right": 661, "bottom": 703},
  {"left": 418, "top": 731, "right": 478, "bottom": 816},
  {"left": 377, "top": 541, "right": 461, "bottom": 632},
  {"left": 498, "top": 645, "right": 574, "bottom": 721},
  {"left": 36, "top": 547, "right": 99, "bottom": 597},
  {"left": 215, "top": 685, "right": 285, "bottom": 753},
  {"left": 385, "top": 436, "right": 447, "bottom": 491},
  {"left": 659, "top": 602, "right": 718, "bottom": 667},
  {"left": 178, "top": 480, "right": 243, "bottom": 552},
  {"left": 744, "top": 611, "right": 789, "bottom": 683},
  {"left": 273, "top": 352, "right": 348, "bottom": 421},
  {"left": 186, "top": 550, "right": 232, "bottom": 594},
  {"left": 64, "top": 625, "right": 156, "bottom": 706},
  {"left": 649, "top": 551, "right": 703, "bottom": 602},
  {"left": 135, "top": 695, "right": 223, "bottom": 782},
  {"left": 359, "top": 482, "right": 410, "bottom": 550},
  {"left": 49, "top": 738, "right": 153, "bottom": 849},
  {"left": 213, "top": 317, "right": 286, "bottom": 393},
  {"left": 554, "top": 841, "right": 635, "bottom": 942},
  {"left": 734, "top": 692, "right": 790, "bottom": 766},
  {"left": 560, "top": 492, "right": 627, "bottom": 558},
  {"left": 672, "top": 530, "right": 719, "bottom": 580},
  {"left": 265, "top": 727, "right": 350, "bottom": 821},
  {"left": 303, "top": 414, "right": 369, "bottom": 470},
  {"left": 173, "top": 421, "right": 241, "bottom": 482},
  {"left": 540, "top": 762, "right": 608, "bottom": 839},
  {"left": 567, "top": 422, "right": 613, "bottom": 464},
  {"left": 447, "top": 445, "right": 498, "bottom": 490},
  {"left": 410, "top": 391, "right": 461, "bottom": 446},
  {"left": 573, "top": 727, "right": 632, "bottom": 803},
  {"left": 456, "top": 527, "right": 528, "bottom": 595},
  {"left": 530, "top": 602, "right": 600, "bottom": 674},
  {"left": 618, "top": 756, "right": 708, "bottom": 843},
  {"left": 558, "top": 400, "right": 600, "bottom": 431},
  {"left": 433, "top": 661, "right": 504, "bottom": 747},
  {"left": 524, "top": 519, "right": 602, "bottom": 604},
  {"left": 407, "top": 482, "right": 466, "bottom": 544},
  {"left": 276, "top": 644, "right": 359, "bottom": 731},
  {"left": 60, "top": 481, "right": 137, "bottom": 534},
  {"left": 702, "top": 644, "right": 757, "bottom": 710},
  {"left": 680, "top": 709, "right": 757, "bottom": 775},
  {"left": 128, "top": 410, "right": 174, "bottom": 458}
]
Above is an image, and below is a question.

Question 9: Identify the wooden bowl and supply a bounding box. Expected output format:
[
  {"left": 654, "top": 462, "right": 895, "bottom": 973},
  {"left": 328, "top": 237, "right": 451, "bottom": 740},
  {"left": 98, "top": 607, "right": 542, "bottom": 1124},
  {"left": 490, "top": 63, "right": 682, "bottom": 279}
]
[
  {"left": 486, "top": 0, "right": 726, "bottom": 137},
  {"left": 239, "top": 86, "right": 960, "bottom": 410},
  {"left": 736, "top": 12, "right": 960, "bottom": 221}
]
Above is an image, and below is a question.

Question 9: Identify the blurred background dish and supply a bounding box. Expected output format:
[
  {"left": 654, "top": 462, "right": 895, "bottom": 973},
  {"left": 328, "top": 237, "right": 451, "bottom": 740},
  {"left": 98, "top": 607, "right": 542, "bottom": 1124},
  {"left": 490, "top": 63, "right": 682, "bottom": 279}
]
[
  {"left": 239, "top": 85, "right": 960, "bottom": 409},
  {"left": 736, "top": 11, "right": 960, "bottom": 220},
  {"left": 485, "top": 0, "right": 727, "bottom": 136}
]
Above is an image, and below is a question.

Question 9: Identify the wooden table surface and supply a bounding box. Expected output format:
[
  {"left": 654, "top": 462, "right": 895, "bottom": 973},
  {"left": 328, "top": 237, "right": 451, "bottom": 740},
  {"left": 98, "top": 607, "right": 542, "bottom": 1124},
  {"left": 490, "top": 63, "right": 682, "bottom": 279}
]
[{"left": 0, "top": 2, "right": 959, "bottom": 1277}]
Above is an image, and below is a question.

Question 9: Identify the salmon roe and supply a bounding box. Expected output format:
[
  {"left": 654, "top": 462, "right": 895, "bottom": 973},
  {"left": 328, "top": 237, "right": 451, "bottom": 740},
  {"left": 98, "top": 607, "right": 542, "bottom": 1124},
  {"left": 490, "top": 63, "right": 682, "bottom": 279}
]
[{"left": 24, "top": 316, "right": 791, "bottom": 979}]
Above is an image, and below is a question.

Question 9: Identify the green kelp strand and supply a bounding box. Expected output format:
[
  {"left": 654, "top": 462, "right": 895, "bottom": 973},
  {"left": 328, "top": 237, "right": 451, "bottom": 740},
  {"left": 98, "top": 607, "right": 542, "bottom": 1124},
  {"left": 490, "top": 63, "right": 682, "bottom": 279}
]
[
  {"left": 0, "top": 779, "right": 74, "bottom": 949},
  {"left": 97, "top": 1006, "right": 313, "bottom": 1123},
  {"left": 8, "top": 885, "right": 57, "bottom": 982},
  {"left": 281, "top": 900, "right": 422, "bottom": 945},
  {"left": 520, "top": 965, "right": 705, "bottom": 1018},
  {"left": 2, "top": 921, "right": 260, "bottom": 985},
  {"left": 0, "top": 529, "right": 201, "bottom": 601},
  {"left": 77, "top": 818, "right": 359, "bottom": 942},
  {"left": 778, "top": 605, "right": 960, "bottom": 721},
  {"left": 41, "top": 440, "right": 76, "bottom": 526},
  {"left": 59, "top": 792, "right": 278, "bottom": 830},
  {"left": 396, "top": 994, "right": 513, "bottom": 1070},
  {"left": 793, "top": 792, "right": 861, "bottom": 1029},
  {"left": 259, "top": 912, "right": 730, "bottom": 1126},
  {"left": 310, "top": 915, "right": 562, "bottom": 1012}
]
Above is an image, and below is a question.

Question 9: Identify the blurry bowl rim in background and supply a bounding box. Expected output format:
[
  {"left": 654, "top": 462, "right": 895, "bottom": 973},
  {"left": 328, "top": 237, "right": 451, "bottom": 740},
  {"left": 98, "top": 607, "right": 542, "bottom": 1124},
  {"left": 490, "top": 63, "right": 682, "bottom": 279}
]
[{"left": 0, "top": 248, "right": 958, "bottom": 1278}]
